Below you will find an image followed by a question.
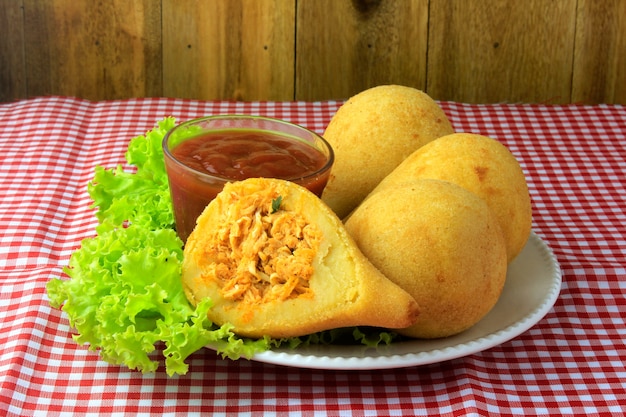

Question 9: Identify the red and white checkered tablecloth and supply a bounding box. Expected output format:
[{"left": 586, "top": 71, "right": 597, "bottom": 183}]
[{"left": 1, "top": 96, "right": 625, "bottom": 416}]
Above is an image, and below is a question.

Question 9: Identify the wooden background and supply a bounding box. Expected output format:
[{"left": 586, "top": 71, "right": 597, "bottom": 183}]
[{"left": 1, "top": 0, "right": 625, "bottom": 104}]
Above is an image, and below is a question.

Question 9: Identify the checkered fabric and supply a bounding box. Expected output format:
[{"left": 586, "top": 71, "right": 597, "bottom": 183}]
[{"left": 0, "top": 96, "right": 624, "bottom": 416}]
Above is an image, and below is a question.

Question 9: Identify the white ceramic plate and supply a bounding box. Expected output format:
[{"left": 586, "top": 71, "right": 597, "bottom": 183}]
[{"left": 248, "top": 231, "right": 562, "bottom": 370}]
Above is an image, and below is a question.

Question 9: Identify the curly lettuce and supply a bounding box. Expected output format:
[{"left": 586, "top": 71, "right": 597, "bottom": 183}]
[
  {"left": 87, "top": 117, "right": 176, "bottom": 233},
  {"left": 47, "top": 117, "right": 397, "bottom": 376},
  {"left": 47, "top": 118, "right": 270, "bottom": 375}
]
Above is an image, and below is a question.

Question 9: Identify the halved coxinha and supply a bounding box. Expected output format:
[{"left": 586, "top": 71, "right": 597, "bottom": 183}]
[{"left": 182, "top": 177, "right": 420, "bottom": 339}]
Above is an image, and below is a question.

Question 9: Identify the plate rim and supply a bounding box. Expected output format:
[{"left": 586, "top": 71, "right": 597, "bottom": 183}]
[{"left": 245, "top": 231, "right": 562, "bottom": 370}]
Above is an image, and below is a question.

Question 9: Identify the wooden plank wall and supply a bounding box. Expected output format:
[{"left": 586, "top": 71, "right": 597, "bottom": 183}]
[{"left": 1, "top": 0, "right": 624, "bottom": 104}]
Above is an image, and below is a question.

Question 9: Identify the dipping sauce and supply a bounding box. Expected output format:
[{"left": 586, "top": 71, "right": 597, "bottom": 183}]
[
  {"left": 163, "top": 116, "right": 334, "bottom": 243},
  {"left": 172, "top": 131, "right": 328, "bottom": 184}
]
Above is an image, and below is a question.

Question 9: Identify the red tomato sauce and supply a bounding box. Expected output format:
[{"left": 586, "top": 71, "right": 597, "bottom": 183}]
[{"left": 171, "top": 131, "right": 328, "bottom": 181}]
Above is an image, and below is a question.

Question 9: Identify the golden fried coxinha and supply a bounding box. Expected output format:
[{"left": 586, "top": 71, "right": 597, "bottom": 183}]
[
  {"left": 181, "top": 178, "right": 419, "bottom": 339},
  {"left": 369, "top": 133, "right": 532, "bottom": 263},
  {"left": 321, "top": 85, "right": 454, "bottom": 219}
]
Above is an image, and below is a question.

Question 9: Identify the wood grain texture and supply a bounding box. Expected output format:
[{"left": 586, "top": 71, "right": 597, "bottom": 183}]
[
  {"left": 572, "top": 0, "right": 626, "bottom": 104},
  {"left": 0, "top": 0, "right": 26, "bottom": 102},
  {"left": 23, "top": 0, "right": 162, "bottom": 100},
  {"left": 427, "top": 0, "right": 577, "bottom": 103},
  {"left": 295, "top": 0, "right": 428, "bottom": 101},
  {"left": 1, "top": 0, "right": 624, "bottom": 104},
  {"left": 162, "top": 0, "right": 295, "bottom": 101}
]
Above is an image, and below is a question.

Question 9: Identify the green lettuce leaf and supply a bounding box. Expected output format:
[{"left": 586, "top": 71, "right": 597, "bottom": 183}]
[
  {"left": 47, "top": 118, "right": 270, "bottom": 376},
  {"left": 87, "top": 117, "right": 176, "bottom": 233},
  {"left": 47, "top": 225, "right": 267, "bottom": 376},
  {"left": 47, "top": 117, "right": 398, "bottom": 377}
]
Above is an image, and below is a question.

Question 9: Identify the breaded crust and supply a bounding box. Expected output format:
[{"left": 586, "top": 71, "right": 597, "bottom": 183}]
[
  {"left": 345, "top": 179, "right": 508, "bottom": 339},
  {"left": 370, "top": 133, "right": 532, "bottom": 263},
  {"left": 321, "top": 85, "right": 454, "bottom": 219},
  {"left": 182, "top": 178, "right": 419, "bottom": 338}
]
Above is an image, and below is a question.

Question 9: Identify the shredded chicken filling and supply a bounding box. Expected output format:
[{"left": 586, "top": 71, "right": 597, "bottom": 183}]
[{"left": 202, "top": 190, "right": 322, "bottom": 303}]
